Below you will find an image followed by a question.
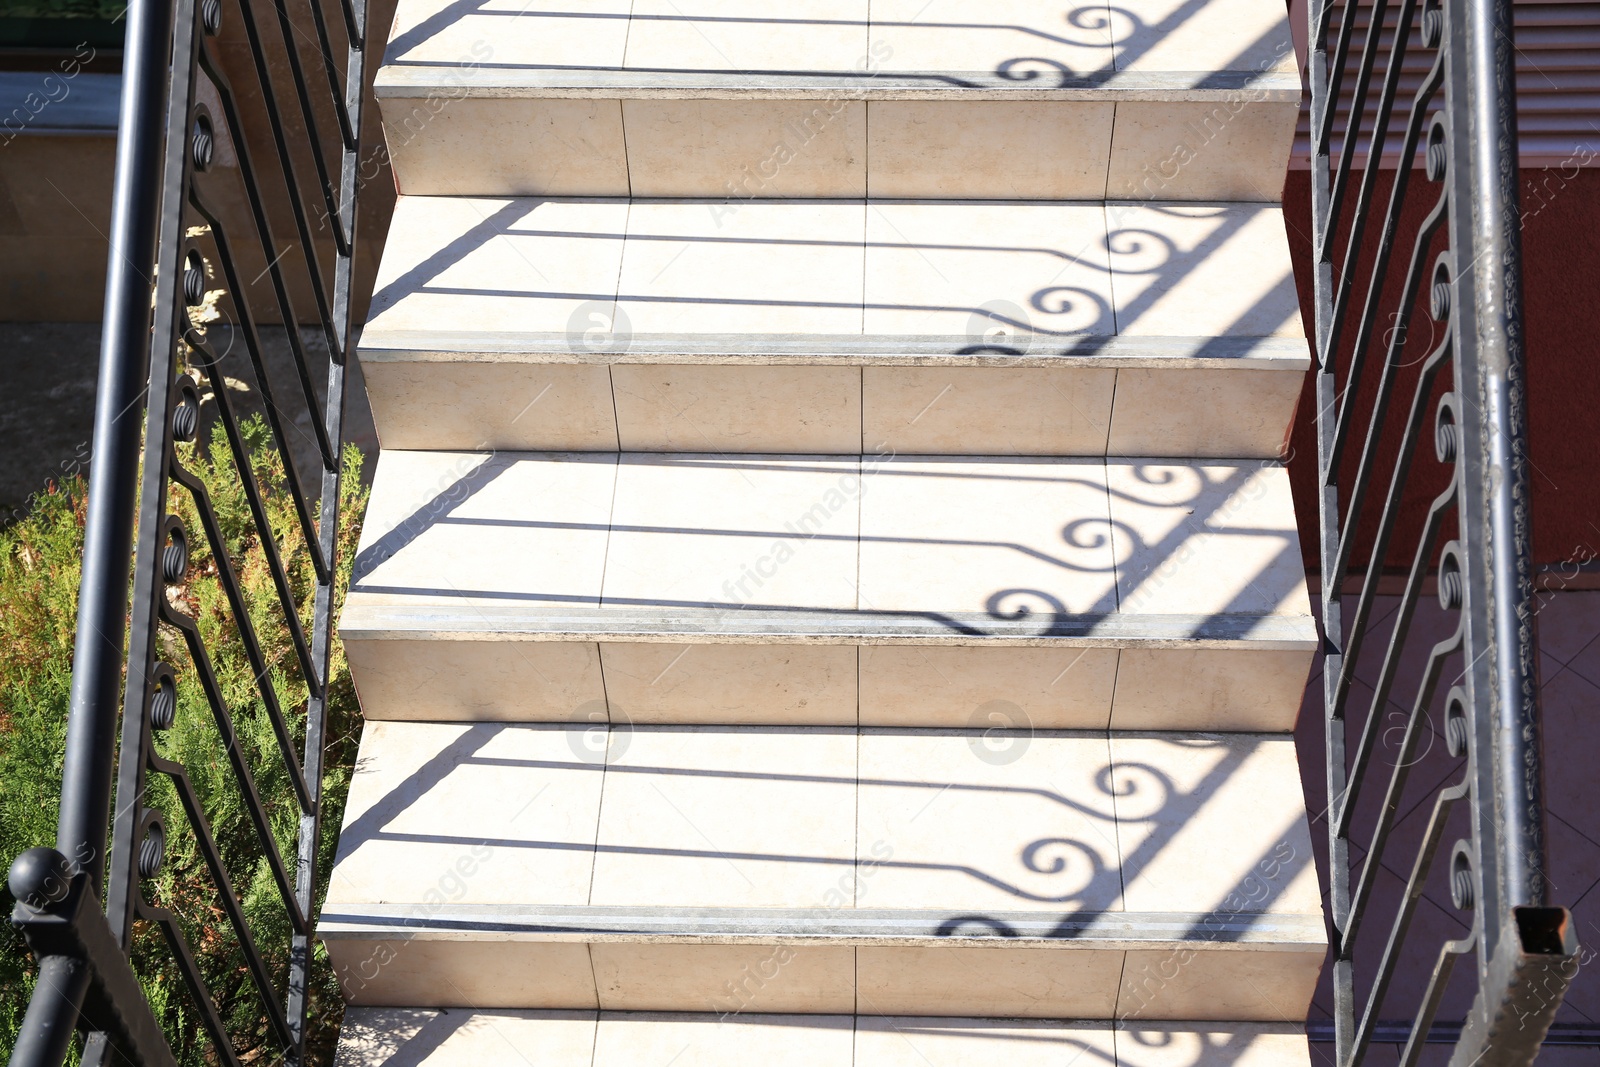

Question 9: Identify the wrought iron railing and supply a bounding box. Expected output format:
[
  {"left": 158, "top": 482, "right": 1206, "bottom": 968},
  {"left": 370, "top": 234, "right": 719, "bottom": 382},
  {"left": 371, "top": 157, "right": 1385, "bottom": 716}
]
[
  {"left": 5, "top": 0, "right": 366, "bottom": 1055},
  {"left": 1308, "top": 0, "right": 1579, "bottom": 1062}
]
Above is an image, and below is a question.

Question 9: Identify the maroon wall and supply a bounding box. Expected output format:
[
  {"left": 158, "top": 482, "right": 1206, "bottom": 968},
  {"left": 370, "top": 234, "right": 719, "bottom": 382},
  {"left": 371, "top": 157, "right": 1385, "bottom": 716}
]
[{"left": 1282, "top": 168, "right": 1600, "bottom": 572}]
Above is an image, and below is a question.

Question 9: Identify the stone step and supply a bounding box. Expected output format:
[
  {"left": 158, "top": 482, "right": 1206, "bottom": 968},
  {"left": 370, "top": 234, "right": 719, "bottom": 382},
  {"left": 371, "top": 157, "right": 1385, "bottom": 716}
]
[
  {"left": 374, "top": 0, "right": 1299, "bottom": 200},
  {"left": 359, "top": 197, "right": 1307, "bottom": 458},
  {"left": 335, "top": 1010, "right": 1313, "bottom": 1067},
  {"left": 340, "top": 451, "right": 1315, "bottom": 730},
  {"left": 319, "top": 723, "right": 1324, "bottom": 1020}
]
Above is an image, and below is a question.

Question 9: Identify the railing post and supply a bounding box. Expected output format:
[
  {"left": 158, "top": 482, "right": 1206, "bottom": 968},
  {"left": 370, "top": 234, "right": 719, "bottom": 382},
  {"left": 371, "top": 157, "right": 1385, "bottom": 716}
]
[
  {"left": 53, "top": 0, "right": 175, "bottom": 889},
  {"left": 1443, "top": 0, "right": 1578, "bottom": 1059},
  {"left": 11, "top": 0, "right": 177, "bottom": 1059}
]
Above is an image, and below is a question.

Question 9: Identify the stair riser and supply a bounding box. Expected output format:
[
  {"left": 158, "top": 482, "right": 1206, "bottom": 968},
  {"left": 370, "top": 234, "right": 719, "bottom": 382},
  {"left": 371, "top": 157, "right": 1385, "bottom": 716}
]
[
  {"left": 345, "top": 638, "right": 1311, "bottom": 731},
  {"left": 377, "top": 96, "right": 1297, "bottom": 201},
  {"left": 325, "top": 938, "right": 1323, "bottom": 1021},
  {"left": 360, "top": 361, "right": 1303, "bottom": 458}
]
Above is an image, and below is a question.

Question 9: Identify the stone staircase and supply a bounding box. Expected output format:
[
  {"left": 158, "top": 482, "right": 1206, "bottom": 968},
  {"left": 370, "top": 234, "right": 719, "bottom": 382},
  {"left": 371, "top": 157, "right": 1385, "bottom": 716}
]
[{"left": 327, "top": 2, "right": 1323, "bottom": 1064}]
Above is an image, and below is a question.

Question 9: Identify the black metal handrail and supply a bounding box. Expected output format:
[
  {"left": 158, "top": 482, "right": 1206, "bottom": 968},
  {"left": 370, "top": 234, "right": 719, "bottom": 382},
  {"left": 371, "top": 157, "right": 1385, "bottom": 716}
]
[
  {"left": 6, "top": 0, "right": 366, "bottom": 1055},
  {"left": 1308, "top": 0, "right": 1579, "bottom": 1062}
]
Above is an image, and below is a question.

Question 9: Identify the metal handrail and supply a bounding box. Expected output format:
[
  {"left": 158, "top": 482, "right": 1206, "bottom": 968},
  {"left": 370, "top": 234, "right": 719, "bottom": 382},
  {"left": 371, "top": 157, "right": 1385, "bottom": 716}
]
[
  {"left": 6, "top": 0, "right": 367, "bottom": 1056},
  {"left": 1307, "top": 0, "right": 1580, "bottom": 1063}
]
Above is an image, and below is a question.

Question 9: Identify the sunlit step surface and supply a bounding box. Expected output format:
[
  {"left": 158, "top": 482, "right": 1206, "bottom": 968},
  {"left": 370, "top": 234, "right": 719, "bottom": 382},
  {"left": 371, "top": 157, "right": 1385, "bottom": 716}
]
[
  {"left": 340, "top": 451, "right": 1315, "bottom": 730},
  {"left": 319, "top": 723, "right": 1324, "bottom": 1019},
  {"left": 358, "top": 197, "right": 1308, "bottom": 458},
  {"left": 335, "top": 1010, "right": 1313, "bottom": 1067},
  {"left": 374, "top": 0, "right": 1299, "bottom": 199}
]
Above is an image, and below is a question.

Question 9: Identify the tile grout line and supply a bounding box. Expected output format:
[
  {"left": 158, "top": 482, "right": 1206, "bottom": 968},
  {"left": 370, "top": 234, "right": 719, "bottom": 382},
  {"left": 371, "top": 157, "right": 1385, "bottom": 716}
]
[
  {"left": 617, "top": 0, "right": 638, "bottom": 200},
  {"left": 585, "top": 982, "right": 602, "bottom": 1067},
  {"left": 595, "top": 451, "right": 622, "bottom": 609},
  {"left": 604, "top": 196, "right": 631, "bottom": 453},
  {"left": 588, "top": 729, "right": 610, "bottom": 908},
  {"left": 1101, "top": 199, "right": 1122, "bottom": 335}
]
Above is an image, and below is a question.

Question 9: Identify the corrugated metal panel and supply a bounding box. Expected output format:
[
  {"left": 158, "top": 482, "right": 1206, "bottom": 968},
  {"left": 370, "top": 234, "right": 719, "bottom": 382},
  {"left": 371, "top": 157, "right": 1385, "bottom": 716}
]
[{"left": 1292, "top": 0, "right": 1600, "bottom": 167}]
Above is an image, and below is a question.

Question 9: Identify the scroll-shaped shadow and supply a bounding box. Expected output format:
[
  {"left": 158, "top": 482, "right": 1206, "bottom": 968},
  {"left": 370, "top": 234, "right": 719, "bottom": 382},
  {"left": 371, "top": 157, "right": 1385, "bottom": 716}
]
[
  {"left": 348, "top": 449, "right": 1304, "bottom": 648},
  {"left": 382, "top": 3, "right": 1292, "bottom": 93},
  {"left": 371, "top": 196, "right": 1298, "bottom": 358},
  {"left": 332, "top": 726, "right": 1314, "bottom": 940}
]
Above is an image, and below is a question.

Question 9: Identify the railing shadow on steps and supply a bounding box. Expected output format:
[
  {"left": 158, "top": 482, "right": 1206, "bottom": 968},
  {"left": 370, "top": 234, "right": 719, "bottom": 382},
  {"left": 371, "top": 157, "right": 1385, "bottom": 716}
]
[
  {"left": 1306, "top": 0, "right": 1580, "bottom": 1062},
  {"left": 380, "top": 4, "right": 1289, "bottom": 93},
  {"left": 5, "top": 0, "right": 367, "bottom": 1056}
]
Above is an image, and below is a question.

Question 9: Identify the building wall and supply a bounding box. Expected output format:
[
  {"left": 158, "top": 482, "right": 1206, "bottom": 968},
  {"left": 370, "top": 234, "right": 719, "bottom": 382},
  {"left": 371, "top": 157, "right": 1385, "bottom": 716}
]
[{"left": 1282, "top": 167, "right": 1600, "bottom": 572}]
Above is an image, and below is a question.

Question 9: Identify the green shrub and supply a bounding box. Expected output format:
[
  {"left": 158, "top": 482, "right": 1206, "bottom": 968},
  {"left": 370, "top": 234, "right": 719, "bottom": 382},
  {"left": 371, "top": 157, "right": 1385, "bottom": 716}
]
[{"left": 0, "top": 414, "right": 368, "bottom": 1066}]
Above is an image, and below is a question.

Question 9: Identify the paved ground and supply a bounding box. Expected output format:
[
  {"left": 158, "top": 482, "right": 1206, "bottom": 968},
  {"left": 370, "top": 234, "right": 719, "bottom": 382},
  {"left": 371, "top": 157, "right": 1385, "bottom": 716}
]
[{"left": 0, "top": 322, "right": 377, "bottom": 522}]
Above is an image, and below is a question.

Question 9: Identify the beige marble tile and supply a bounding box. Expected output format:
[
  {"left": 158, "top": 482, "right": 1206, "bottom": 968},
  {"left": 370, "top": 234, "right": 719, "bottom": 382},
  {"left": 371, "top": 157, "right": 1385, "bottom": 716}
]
[
  {"left": 1110, "top": 734, "right": 1321, "bottom": 916},
  {"left": 857, "top": 456, "right": 1118, "bottom": 617},
  {"left": 364, "top": 197, "right": 629, "bottom": 338},
  {"left": 859, "top": 645, "right": 1118, "bottom": 729},
  {"left": 591, "top": 944, "right": 856, "bottom": 1013},
  {"left": 625, "top": 1, "right": 870, "bottom": 72},
  {"left": 592, "top": 726, "right": 858, "bottom": 907},
  {"left": 363, "top": 362, "right": 620, "bottom": 452},
  {"left": 1106, "top": 460, "right": 1309, "bottom": 618},
  {"left": 329, "top": 939, "right": 599, "bottom": 1008},
  {"left": 868, "top": 0, "right": 1116, "bottom": 75},
  {"left": 1110, "top": 0, "right": 1296, "bottom": 75},
  {"left": 1116, "top": 946, "right": 1325, "bottom": 1021},
  {"left": 612, "top": 364, "right": 862, "bottom": 453},
  {"left": 602, "top": 454, "right": 862, "bottom": 611},
  {"left": 1106, "top": 366, "right": 1304, "bottom": 459},
  {"left": 867, "top": 101, "right": 1114, "bottom": 200},
  {"left": 601, "top": 643, "right": 859, "bottom": 725},
  {"left": 1104, "top": 203, "right": 1301, "bottom": 336},
  {"left": 857, "top": 730, "right": 1121, "bottom": 911},
  {"left": 334, "top": 1008, "right": 599, "bottom": 1067},
  {"left": 1106, "top": 102, "right": 1299, "bottom": 202},
  {"left": 1114, "top": 1022, "right": 1312, "bottom": 1067},
  {"left": 594, "top": 1012, "right": 855, "bottom": 1067},
  {"left": 856, "top": 1017, "right": 1117, "bottom": 1067},
  {"left": 384, "top": 0, "right": 632, "bottom": 71},
  {"left": 345, "top": 638, "right": 607, "bottom": 723},
  {"left": 622, "top": 100, "right": 868, "bottom": 198},
  {"left": 327, "top": 721, "right": 604, "bottom": 908},
  {"left": 857, "top": 946, "right": 1123, "bottom": 1017},
  {"left": 384, "top": 98, "right": 630, "bottom": 196},
  {"left": 1111, "top": 647, "right": 1312, "bottom": 732},
  {"left": 862, "top": 366, "right": 1114, "bottom": 456},
  {"left": 864, "top": 200, "right": 1115, "bottom": 337},
  {"left": 616, "top": 199, "right": 866, "bottom": 333},
  {"left": 349, "top": 450, "right": 617, "bottom": 610}
]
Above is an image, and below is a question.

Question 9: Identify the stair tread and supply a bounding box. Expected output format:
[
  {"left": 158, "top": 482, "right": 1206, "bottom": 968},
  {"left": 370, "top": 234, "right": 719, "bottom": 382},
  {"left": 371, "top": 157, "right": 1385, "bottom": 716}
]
[
  {"left": 361, "top": 197, "right": 1309, "bottom": 359},
  {"left": 343, "top": 451, "right": 1314, "bottom": 643},
  {"left": 334, "top": 1009, "right": 1312, "bottom": 1067},
  {"left": 321, "top": 722, "right": 1320, "bottom": 928},
  {"left": 375, "top": 0, "right": 1299, "bottom": 99}
]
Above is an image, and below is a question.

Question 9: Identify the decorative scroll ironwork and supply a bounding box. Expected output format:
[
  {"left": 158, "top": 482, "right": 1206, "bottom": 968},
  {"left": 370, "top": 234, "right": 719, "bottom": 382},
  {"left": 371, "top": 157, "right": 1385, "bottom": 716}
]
[
  {"left": 1307, "top": 0, "right": 1578, "bottom": 1063},
  {"left": 7, "top": 0, "right": 367, "bottom": 1057}
]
